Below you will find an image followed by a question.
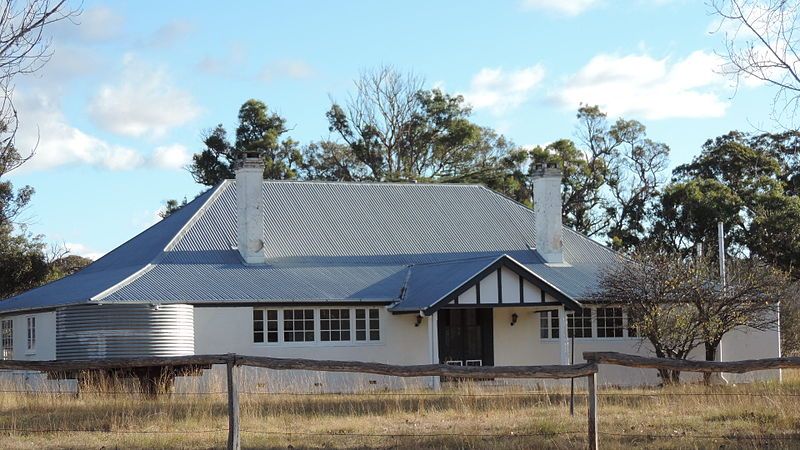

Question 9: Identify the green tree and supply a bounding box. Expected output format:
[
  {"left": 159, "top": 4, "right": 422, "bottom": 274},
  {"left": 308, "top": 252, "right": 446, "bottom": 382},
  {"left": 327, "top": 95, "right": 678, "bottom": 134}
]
[
  {"left": 528, "top": 106, "right": 669, "bottom": 247},
  {"left": 325, "top": 66, "right": 516, "bottom": 184},
  {"left": 0, "top": 226, "right": 49, "bottom": 299},
  {"left": 158, "top": 197, "right": 189, "bottom": 219},
  {"left": 189, "top": 99, "right": 301, "bottom": 186},
  {"left": 594, "top": 248, "right": 703, "bottom": 384},
  {"left": 0, "top": 0, "right": 80, "bottom": 300},
  {"left": 652, "top": 131, "right": 800, "bottom": 275}
]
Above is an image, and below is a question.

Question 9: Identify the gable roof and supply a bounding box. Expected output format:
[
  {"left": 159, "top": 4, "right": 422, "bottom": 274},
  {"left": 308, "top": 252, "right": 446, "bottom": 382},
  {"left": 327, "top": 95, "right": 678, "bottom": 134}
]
[
  {"left": 0, "top": 180, "right": 620, "bottom": 315},
  {"left": 392, "top": 254, "right": 582, "bottom": 314}
]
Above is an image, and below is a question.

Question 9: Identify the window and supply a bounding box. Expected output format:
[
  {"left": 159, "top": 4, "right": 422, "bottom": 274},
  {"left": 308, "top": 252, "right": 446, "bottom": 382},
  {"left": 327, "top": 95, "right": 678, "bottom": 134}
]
[
  {"left": 253, "top": 309, "right": 278, "bottom": 343},
  {"left": 1, "top": 319, "right": 12, "bottom": 360},
  {"left": 26, "top": 317, "right": 35, "bottom": 351},
  {"left": 320, "top": 309, "right": 351, "bottom": 341},
  {"left": 539, "top": 310, "right": 559, "bottom": 339},
  {"left": 596, "top": 307, "right": 624, "bottom": 338},
  {"left": 355, "top": 308, "right": 380, "bottom": 341},
  {"left": 568, "top": 308, "right": 593, "bottom": 338},
  {"left": 251, "top": 307, "right": 383, "bottom": 344},
  {"left": 283, "top": 309, "right": 314, "bottom": 342}
]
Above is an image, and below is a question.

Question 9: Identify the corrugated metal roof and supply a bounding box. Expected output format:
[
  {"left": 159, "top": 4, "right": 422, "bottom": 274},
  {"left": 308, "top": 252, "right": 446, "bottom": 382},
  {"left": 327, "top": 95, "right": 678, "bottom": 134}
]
[{"left": 0, "top": 180, "right": 620, "bottom": 314}]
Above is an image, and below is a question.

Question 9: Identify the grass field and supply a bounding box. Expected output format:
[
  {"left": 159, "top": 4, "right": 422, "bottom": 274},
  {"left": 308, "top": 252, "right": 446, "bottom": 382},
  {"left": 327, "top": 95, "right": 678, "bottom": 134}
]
[{"left": 0, "top": 370, "right": 799, "bottom": 449}]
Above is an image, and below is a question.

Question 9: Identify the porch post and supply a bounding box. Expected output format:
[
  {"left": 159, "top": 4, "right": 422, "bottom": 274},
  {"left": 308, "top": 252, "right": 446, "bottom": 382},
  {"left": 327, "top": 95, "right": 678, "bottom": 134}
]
[
  {"left": 427, "top": 312, "right": 440, "bottom": 390},
  {"left": 558, "top": 307, "right": 569, "bottom": 365}
]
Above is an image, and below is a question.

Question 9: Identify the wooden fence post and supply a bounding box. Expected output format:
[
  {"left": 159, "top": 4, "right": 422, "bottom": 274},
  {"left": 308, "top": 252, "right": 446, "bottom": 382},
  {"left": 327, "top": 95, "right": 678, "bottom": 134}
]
[
  {"left": 226, "top": 354, "right": 240, "bottom": 450},
  {"left": 587, "top": 372, "right": 598, "bottom": 450}
]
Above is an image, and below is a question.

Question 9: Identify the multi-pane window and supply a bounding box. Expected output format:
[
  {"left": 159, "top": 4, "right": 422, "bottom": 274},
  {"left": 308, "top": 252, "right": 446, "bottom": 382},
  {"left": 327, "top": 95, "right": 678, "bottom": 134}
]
[
  {"left": 252, "top": 307, "right": 382, "bottom": 344},
  {"left": 26, "top": 317, "right": 35, "bottom": 351},
  {"left": 253, "top": 309, "right": 278, "bottom": 343},
  {"left": 1, "top": 319, "right": 12, "bottom": 360},
  {"left": 320, "top": 309, "right": 351, "bottom": 341},
  {"left": 627, "top": 313, "right": 638, "bottom": 337},
  {"left": 539, "top": 310, "right": 559, "bottom": 339},
  {"left": 355, "top": 308, "right": 380, "bottom": 341},
  {"left": 568, "top": 308, "right": 593, "bottom": 338},
  {"left": 596, "top": 307, "right": 624, "bottom": 338},
  {"left": 283, "top": 309, "right": 315, "bottom": 342}
]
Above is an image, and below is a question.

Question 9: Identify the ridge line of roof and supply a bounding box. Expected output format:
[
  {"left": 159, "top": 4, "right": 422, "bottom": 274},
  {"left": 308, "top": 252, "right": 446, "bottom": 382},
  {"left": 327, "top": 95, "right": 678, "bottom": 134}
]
[
  {"left": 405, "top": 253, "right": 509, "bottom": 268},
  {"left": 253, "top": 180, "right": 486, "bottom": 187},
  {"left": 92, "top": 182, "right": 227, "bottom": 302}
]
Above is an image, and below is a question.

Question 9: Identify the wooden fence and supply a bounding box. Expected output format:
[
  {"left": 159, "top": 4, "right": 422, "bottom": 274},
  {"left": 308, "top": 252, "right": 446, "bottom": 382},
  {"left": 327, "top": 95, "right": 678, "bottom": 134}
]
[{"left": 2, "top": 352, "right": 800, "bottom": 450}]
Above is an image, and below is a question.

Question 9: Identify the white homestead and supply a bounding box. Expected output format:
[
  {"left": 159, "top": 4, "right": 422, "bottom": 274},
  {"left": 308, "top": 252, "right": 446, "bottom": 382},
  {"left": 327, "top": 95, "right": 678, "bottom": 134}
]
[{"left": 0, "top": 156, "right": 781, "bottom": 390}]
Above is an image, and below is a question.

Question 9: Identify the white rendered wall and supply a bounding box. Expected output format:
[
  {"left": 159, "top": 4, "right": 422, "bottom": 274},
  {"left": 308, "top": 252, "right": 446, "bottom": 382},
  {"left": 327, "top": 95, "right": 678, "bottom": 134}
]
[
  {"left": 191, "top": 306, "right": 431, "bottom": 392},
  {"left": 0, "top": 311, "right": 58, "bottom": 390},
  {"left": 491, "top": 307, "right": 782, "bottom": 387}
]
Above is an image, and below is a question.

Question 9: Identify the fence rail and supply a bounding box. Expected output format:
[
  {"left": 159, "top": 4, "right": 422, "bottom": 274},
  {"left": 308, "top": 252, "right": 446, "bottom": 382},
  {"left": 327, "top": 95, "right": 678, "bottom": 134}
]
[{"left": 1, "top": 352, "right": 798, "bottom": 450}]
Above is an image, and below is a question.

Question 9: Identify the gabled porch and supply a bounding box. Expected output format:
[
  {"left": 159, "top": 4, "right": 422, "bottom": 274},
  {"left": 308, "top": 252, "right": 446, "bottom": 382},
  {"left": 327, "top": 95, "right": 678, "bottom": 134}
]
[{"left": 390, "top": 254, "right": 582, "bottom": 382}]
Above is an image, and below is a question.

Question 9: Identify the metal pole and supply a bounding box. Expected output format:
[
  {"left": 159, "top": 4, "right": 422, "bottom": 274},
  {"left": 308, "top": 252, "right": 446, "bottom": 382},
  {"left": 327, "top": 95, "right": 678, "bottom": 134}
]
[
  {"left": 718, "top": 221, "right": 726, "bottom": 288},
  {"left": 226, "top": 354, "right": 241, "bottom": 450},
  {"left": 717, "top": 222, "right": 729, "bottom": 384},
  {"left": 570, "top": 333, "right": 575, "bottom": 416}
]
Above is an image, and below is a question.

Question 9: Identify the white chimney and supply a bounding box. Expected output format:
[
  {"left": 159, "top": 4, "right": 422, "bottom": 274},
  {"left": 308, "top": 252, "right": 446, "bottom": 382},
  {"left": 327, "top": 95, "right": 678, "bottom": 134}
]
[
  {"left": 532, "top": 162, "right": 564, "bottom": 264},
  {"left": 236, "top": 152, "right": 266, "bottom": 264}
]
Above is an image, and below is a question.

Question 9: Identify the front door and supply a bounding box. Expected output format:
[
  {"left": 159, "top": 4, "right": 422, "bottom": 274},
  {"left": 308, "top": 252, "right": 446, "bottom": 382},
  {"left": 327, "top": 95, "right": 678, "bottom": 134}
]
[{"left": 438, "top": 308, "right": 494, "bottom": 367}]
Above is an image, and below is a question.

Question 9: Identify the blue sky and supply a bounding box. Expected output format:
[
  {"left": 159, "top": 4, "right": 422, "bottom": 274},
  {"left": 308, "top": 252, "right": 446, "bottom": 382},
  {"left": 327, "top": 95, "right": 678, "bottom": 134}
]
[{"left": 6, "top": 0, "right": 777, "bottom": 259}]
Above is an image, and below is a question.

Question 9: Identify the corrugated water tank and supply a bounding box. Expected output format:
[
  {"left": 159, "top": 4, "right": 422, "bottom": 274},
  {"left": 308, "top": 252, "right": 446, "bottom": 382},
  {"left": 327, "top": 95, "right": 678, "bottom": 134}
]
[{"left": 56, "top": 304, "right": 194, "bottom": 359}]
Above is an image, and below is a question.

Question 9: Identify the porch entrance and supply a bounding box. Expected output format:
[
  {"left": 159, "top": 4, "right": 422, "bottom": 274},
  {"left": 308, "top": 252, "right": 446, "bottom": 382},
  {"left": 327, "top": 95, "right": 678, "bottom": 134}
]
[{"left": 437, "top": 308, "right": 494, "bottom": 367}]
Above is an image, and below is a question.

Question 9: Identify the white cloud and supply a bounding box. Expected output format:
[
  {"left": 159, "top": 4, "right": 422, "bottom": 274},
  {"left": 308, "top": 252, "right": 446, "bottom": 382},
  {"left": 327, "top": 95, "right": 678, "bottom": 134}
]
[
  {"left": 553, "top": 51, "right": 731, "bottom": 120},
  {"left": 12, "top": 91, "right": 192, "bottom": 173},
  {"left": 143, "top": 20, "right": 193, "bottom": 47},
  {"left": 259, "top": 60, "right": 315, "bottom": 82},
  {"left": 88, "top": 56, "right": 201, "bottom": 138},
  {"left": 520, "top": 0, "right": 598, "bottom": 16},
  {"left": 64, "top": 242, "right": 105, "bottom": 261},
  {"left": 461, "top": 65, "right": 545, "bottom": 114},
  {"left": 196, "top": 43, "right": 247, "bottom": 76},
  {"left": 14, "top": 91, "right": 145, "bottom": 172},
  {"left": 52, "top": 6, "right": 124, "bottom": 43},
  {"left": 151, "top": 144, "right": 191, "bottom": 170}
]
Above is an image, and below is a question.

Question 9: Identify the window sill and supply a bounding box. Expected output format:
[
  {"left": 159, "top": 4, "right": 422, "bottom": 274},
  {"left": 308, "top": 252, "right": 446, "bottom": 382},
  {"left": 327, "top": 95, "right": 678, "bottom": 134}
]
[{"left": 253, "top": 341, "right": 385, "bottom": 348}]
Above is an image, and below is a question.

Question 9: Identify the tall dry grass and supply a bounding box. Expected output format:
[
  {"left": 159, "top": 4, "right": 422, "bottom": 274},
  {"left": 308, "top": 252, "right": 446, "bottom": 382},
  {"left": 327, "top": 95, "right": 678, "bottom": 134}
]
[{"left": 0, "top": 369, "right": 798, "bottom": 449}]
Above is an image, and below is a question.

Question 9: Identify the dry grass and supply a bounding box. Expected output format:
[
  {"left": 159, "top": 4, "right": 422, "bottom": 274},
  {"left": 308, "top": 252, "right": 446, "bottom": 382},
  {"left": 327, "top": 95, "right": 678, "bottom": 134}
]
[{"left": 0, "top": 370, "right": 799, "bottom": 449}]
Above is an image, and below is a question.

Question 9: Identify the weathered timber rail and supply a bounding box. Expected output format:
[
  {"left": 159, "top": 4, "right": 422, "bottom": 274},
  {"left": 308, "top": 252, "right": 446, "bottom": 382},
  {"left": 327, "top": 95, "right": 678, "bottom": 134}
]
[
  {"left": 583, "top": 351, "right": 800, "bottom": 373},
  {"left": 2, "top": 352, "right": 799, "bottom": 450}
]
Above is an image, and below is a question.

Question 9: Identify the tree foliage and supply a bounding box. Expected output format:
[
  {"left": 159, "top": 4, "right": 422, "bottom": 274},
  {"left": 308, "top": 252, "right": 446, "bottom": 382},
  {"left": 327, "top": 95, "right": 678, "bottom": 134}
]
[
  {"left": 0, "top": 0, "right": 81, "bottom": 300},
  {"left": 325, "top": 66, "right": 517, "bottom": 185},
  {"left": 189, "top": 99, "right": 301, "bottom": 186},
  {"left": 526, "top": 106, "right": 669, "bottom": 249},
  {"left": 711, "top": 0, "right": 800, "bottom": 125},
  {"left": 652, "top": 131, "right": 800, "bottom": 276},
  {"left": 596, "top": 248, "right": 788, "bottom": 384},
  {"left": 594, "top": 249, "right": 703, "bottom": 384}
]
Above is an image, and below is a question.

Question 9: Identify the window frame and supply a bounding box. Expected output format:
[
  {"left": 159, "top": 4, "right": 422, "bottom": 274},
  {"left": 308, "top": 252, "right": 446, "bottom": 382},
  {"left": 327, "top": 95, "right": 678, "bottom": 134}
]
[
  {"left": 320, "top": 308, "right": 352, "bottom": 342},
  {"left": 1, "top": 319, "right": 12, "bottom": 360},
  {"left": 252, "top": 307, "right": 383, "bottom": 346},
  {"left": 26, "top": 316, "right": 35, "bottom": 353},
  {"left": 567, "top": 308, "right": 593, "bottom": 338},
  {"left": 596, "top": 307, "right": 625, "bottom": 338},
  {"left": 539, "top": 310, "right": 560, "bottom": 340}
]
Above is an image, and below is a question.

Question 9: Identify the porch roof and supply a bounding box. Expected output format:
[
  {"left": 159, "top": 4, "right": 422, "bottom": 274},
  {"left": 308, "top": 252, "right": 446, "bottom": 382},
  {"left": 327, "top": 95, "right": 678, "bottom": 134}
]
[{"left": 390, "top": 254, "right": 583, "bottom": 315}]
